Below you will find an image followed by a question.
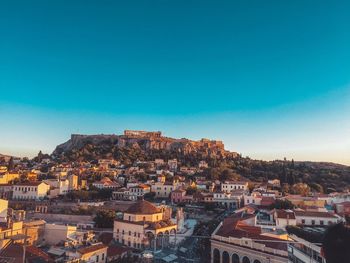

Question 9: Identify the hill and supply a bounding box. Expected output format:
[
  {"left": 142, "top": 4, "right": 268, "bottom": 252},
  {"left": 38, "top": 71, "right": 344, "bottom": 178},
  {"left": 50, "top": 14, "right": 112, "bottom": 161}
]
[
  {"left": 50, "top": 130, "right": 350, "bottom": 193},
  {"left": 52, "top": 130, "right": 238, "bottom": 163}
]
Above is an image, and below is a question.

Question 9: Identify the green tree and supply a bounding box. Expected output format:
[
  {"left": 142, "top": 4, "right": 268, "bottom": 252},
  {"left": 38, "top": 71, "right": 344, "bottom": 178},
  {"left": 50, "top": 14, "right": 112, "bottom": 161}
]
[
  {"left": 270, "top": 199, "right": 294, "bottom": 210},
  {"left": 7, "top": 157, "right": 14, "bottom": 171},
  {"left": 290, "top": 183, "right": 310, "bottom": 196},
  {"left": 93, "top": 210, "right": 116, "bottom": 228},
  {"left": 309, "top": 183, "right": 324, "bottom": 193}
]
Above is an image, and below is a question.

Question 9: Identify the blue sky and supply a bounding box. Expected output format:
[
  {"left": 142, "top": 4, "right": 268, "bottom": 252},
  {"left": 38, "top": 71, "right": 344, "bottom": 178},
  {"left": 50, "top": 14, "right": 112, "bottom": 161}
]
[{"left": 0, "top": 0, "right": 349, "bottom": 164}]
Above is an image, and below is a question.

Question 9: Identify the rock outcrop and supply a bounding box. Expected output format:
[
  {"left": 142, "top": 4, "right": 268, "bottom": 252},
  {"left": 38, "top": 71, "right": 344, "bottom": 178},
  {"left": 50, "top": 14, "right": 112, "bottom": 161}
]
[{"left": 52, "top": 130, "right": 238, "bottom": 160}]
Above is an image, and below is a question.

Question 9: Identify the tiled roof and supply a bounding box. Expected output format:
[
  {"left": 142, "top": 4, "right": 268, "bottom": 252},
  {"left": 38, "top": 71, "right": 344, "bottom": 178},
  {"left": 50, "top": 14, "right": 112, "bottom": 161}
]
[
  {"left": 107, "top": 245, "right": 130, "bottom": 257},
  {"left": 275, "top": 209, "right": 296, "bottom": 219},
  {"left": 78, "top": 243, "right": 107, "bottom": 255},
  {"left": 125, "top": 200, "right": 160, "bottom": 214},
  {"left": 215, "top": 215, "right": 287, "bottom": 251},
  {"left": 294, "top": 210, "right": 337, "bottom": 218},
  {"left": 26, "top": 246, "right": 54, "bottom": 262},
  {"left": 0, "top": 243, "right": 23, "bottom": 263}
]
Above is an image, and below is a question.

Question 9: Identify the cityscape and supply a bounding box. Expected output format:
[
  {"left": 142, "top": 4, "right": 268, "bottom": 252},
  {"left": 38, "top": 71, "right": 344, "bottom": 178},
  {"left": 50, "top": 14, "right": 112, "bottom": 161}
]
[
  {"left": 0, "top": 130, "right": 349, "bottom": 262},
  {"left": 1, "top": 1, "right": 350, "bottom": 263}
]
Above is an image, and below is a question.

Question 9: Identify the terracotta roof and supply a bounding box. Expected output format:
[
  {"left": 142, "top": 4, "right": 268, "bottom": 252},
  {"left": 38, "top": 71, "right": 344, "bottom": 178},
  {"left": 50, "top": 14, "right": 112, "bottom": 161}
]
[
  {"left": 0, "top": 243, "right": 23, "bottom": 263},
  {"left": 78, "top": 243, "right": 107, "bottom": 255},
  {"left": 107, "top": 245, "right": 130, "bottom": 257},
  {"left": 26, "top": 245, "right": 54, "bottom": 262},
  {"left": 125, "top": 200, "right": 160, "bottom": 214},
  {"left": 215, "top": 217, "right": 287, "bottom": 251},
  {"left": 275, "top": 209, "right": 296, "bottom": 219},
  {"left": 260, "top": 197, "right": 275, "bottom": 206},
  {"left": 294, "top": 210, "right": 337, "bottom": 218},
  {"left": 98, "top": 232, "right": 114, "bottom": 245}
]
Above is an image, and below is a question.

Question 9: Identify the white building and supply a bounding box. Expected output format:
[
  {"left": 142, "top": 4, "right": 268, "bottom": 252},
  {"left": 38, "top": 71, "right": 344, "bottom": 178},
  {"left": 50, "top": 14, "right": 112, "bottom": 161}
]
[
  {"left": 112, "top": 188, "right": 137, "bottom": 201},
  {"left": 221, "top": 181, "right": 248, "bottom": 193},
  {"left": 213, "top": 192, "right": 240, "bottom": 209},
  {"left": 12, "top": 182, "right": 50, "bottom": 200},
  {"left": 294, "top": 210, "right": 341, "bottom": 226},
  {"left": 129, "top": 184, "right": 151, "bottom": 197},
  {"left": 244, "top": 192, "right": 262, "bottom": 206},
  {"left": 44, "top": 179, "right": 69, "bottom": 196}
]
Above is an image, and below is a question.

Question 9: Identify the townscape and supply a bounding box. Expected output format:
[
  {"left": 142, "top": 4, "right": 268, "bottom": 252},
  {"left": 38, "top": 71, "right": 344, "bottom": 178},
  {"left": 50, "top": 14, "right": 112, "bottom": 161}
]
[{"left": 0, "top": 130, "right": 349, "bottom": 263}]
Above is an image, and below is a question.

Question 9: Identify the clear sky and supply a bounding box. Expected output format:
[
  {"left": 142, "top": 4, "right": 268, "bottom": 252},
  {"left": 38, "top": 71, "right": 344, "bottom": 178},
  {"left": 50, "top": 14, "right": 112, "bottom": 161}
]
[{"left": 0, "top": 0, "right": 349, "bottom": 164}]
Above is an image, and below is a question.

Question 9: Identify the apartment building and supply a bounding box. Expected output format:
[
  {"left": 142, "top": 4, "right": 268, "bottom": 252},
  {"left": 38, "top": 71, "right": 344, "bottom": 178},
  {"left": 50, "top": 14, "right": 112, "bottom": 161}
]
[
  {"left": 12, "top": 182, "right": 50, "bottom": 200},
  {"left": 221, "top": 181, "right": 248, "bottom": 192}
]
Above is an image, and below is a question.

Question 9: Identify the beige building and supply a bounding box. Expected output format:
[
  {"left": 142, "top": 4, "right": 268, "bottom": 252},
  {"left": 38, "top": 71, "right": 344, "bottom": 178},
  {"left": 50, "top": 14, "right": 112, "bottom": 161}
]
[
  {"left": 0, "top": 199, "right": 23, "bottom": 249},
  {"left": 113, "top": 200, "right": 177, "bottom": 249},
  {"left": 68, "top": 174, "right": 79, "bottom": 190},
  {"left": 0, "top": 199, "right": 8, "bottom": 223},
  {"left": 78, "top": 243, "right": 107, "bottom": 263},
  {"left": 23, "top": 220, "right": 46, "bottom": 245},
  {"left": 67, "top": 243, "right": 108, "bottom": 263},
  {"left": 0, "top": 172, "right": 19, "bottom": 184},
  {"left": 151, "top": 181, "right": 177, "bottom": 198},
  {"left": 43, "top": 223, "right": 77, "bottom": 245},
  {"left": 211, "top": 214, "right": 288, "bottom": 263},
  {"left": 12, "top": 182, "right": 50, "bottom": 200},
  {"left": 44, "top": 178, "right": 69, "bottom": 196}
]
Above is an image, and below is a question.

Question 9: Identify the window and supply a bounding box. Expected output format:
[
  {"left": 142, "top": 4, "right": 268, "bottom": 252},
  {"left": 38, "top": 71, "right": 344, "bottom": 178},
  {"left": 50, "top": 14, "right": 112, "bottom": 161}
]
[
  {"left": 96, "top": 255, "right": 99, "bottom": 262},
  {"left": 320, "top": 220, "right": 324, "bottom": 225},
  {"left": 301, "top": 219, "right": 305, "bottom": 224},
  {"left": 311, "top": 220, "right": 315, "bottom": 225},
  {"left": 129, "top": 231, "right": 131, "bottom": 236},
  {"left": 102, "top": 253, "right": 104, "bottom": 260}
]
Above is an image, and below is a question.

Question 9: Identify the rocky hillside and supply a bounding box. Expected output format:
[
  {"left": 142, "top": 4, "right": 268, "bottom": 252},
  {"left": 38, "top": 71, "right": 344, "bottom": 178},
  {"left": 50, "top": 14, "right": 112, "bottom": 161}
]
[{"left": 52, "top": 130, "right": 238, "bottom": 162}]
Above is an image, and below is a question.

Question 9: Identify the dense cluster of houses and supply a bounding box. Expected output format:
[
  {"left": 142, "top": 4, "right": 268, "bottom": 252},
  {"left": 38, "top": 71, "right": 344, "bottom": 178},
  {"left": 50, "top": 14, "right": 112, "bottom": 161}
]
[{"left": 0, "top": 155, "right": 349, "bottom": 262}]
